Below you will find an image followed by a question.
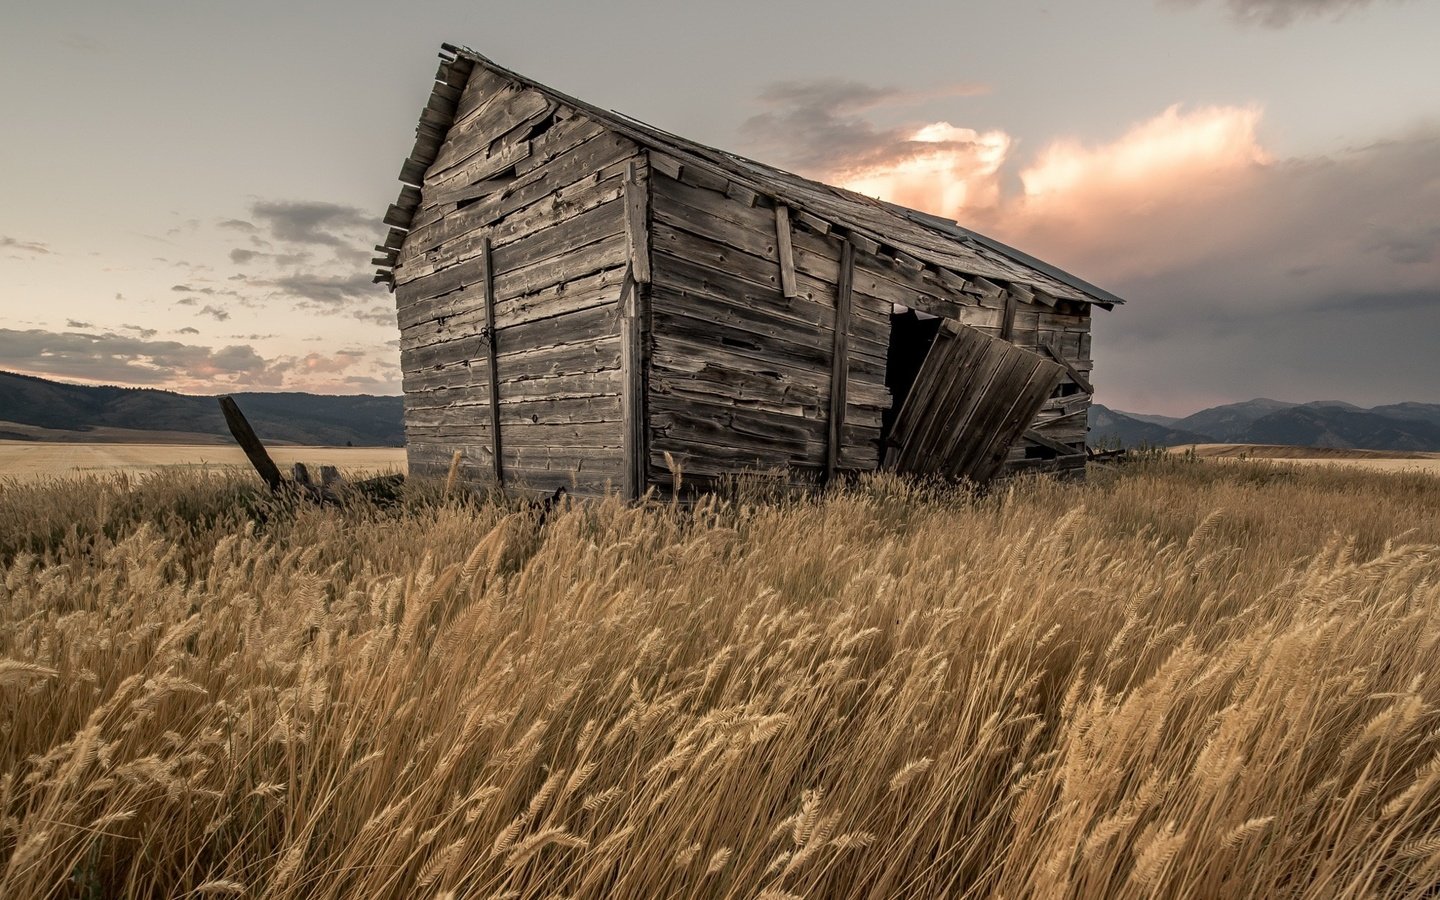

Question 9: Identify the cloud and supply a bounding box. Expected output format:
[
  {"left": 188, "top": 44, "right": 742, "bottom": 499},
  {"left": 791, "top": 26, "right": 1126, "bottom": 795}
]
[
  {"left": 1162, "top": 0, "right": 1411, "bottom": 26},
  {"left": 250, "top": 200, "right": 372, "bottom": 248},
  {"left": 217, "top": 218, "right": 258, "bottom": 232},
  {"left": 0, "top": 327, "right": 393, "bottom": 393},
  {"left": 176, "top": 327, "right": 200, "bottom": 335},
  {"left": 197, "top": 305, "right": 231, "bottom": 322},
  {"left": 2, "top": 236, "right": 51, "bottom": 256},
  {"left": 121, "top": 324, "right": 159, "bottom": 339},
  {"left": 266, "top": 273, "right": 384, "bottom": 306},
  {"left": 741, "top": 83, "right": 1440, "bottom": 410},
  {"left": 171, "top": 283, "right": 238, "bottom": 297},
  {"left": 354, "top": 306, "right": 396, "bottom": 327},
  {"left": 741, "top": 79, "right": 994, "bottom": 176},
  {"left": 66, "top": 319, "right": 94, "bottom": 329},
  {"left": 0, "top": 327, "right": 280, "bottom": 388}
]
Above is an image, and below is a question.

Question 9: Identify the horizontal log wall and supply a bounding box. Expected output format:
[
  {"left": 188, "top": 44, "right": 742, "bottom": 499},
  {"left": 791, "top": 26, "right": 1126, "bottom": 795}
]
[
  {"left": 646, "top": 169, "right": 896, "bottom": 491},
  {"left": 1002, "top": 299, "right": 1092, "bottom": 474},
  {"left": 393, "top": 66, "right": 639, "bottom": 495}
]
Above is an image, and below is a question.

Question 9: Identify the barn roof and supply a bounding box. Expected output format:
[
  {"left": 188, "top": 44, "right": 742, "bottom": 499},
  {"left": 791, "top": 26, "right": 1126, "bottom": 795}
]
[{"left": 375, "top": 44, "right": 1124, "bottom": 309}]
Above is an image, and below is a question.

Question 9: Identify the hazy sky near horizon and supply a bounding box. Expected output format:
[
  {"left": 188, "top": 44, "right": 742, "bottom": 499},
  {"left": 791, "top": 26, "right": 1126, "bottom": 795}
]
[{"left": 1, "top": 0, "right": 1437, "bottom": 415}]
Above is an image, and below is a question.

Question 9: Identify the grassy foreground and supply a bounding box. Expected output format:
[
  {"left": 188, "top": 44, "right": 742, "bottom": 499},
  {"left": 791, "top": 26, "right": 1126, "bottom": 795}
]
[{"left": 2, "top": 462, "right": 1439, "bottom": 899}]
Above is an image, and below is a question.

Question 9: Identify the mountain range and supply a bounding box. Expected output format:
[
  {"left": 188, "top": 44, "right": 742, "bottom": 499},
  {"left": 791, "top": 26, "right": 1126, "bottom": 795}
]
[
  {"left": 1091, "top": 398, "right": 1440, "bottom": 452},
  {"left": 4, "top": 371, "right": 1437, "bottom": 455},
  {"left": 0, "top": 371, "right": 403, "bottom": 446}
]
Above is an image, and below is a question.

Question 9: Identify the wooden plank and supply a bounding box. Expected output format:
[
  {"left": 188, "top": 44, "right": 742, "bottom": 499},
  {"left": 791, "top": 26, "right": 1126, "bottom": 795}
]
[
  {"left": 402, "top": 196, "right": 626, "bottom": 302},
  {"left": 624, "top": 160, "right": 651, "bottom": 284},
  {"left": 1041, "top": 340, "right": 1094, "bottom": 394},
  {"left": 649, "top": 266, "right": 889, "bottom": 363},
  {"left": 966, "top": 362, "right": 1066, "bottom": 482},
  {"left": 400, "top": 267, "right": 624, "bottom": 354},
  {"left": 405, "top": 394, "right": 622, "bottom": 426},
  {"left": 775, "top": 204, "right": 798, "bottom": 298},
  {"left": 1023, "top": 428, "right": 1084, "bottom": 456},
  {"left": 482, "top": 237, "right": 503, "bottom": 486},
  {"left": 408, "top": 422, "right": 621, "bottom": 449},
  {"left": 404, "top": 348, "right": 621, "bottom": 393},
  {"left": 650, "top": 340, "right": 889, "bottom": 412},
  {"left": 401, "top": 171, "right": 628, "bottom": 288},
  {"left": 1000, "top": 290, "right": 1018, "bottom": 341},
  {"left": 218, "top": 396, "right": 283, "bottom": 492},
  {"left": 403, "top": 302, "right": 620, "bottom": 373},
  {"left": 401, "top": 126, "right": 627, "bottom": 261},
  {"left": 826, "top": 240, "right": 855, "bottom": 482}
]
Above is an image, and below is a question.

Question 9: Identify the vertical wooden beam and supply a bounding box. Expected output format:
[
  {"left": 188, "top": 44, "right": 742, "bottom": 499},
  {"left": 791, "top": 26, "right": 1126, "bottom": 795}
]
[
  {"left": 624, "top": 161, "right": 651, "bottom": 285},
  {"left": 621, "top": 157, "right": 651, "bottom": 499},
  {"left": 620, "top": 270, "right": 642, "bottom": 500},
  {"left": 775, "top": 204, "right": 798, "bottom": 298},
  {"left": 481, "top": 236, "right": 503, "bottom": 487},
  {"left": 826, "top": 239, "right": 855, "bottom": 483},
  {"left": 1000, "top": 288, "right": 1018, "bottom": 341}
]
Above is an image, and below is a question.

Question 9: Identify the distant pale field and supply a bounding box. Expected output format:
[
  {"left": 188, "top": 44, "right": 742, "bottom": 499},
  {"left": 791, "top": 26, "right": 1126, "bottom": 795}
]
[
  {"left": 1167, "top": 443, "right": 1440, "bottom": 475},
  {"left": 0, "top": 440, "right": 407, "bottom": 479}
]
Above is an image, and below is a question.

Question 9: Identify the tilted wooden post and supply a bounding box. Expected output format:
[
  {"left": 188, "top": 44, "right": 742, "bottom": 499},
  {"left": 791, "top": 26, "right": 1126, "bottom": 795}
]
[{"left": 218, "top": 396, "right": 284, "bottom": 492}]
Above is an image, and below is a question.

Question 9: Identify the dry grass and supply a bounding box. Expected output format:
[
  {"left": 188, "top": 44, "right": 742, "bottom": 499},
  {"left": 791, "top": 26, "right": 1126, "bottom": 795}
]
[
  {"left": 1168, "top": 444, "right": 1440, "bottom": 475},
  {"left": 2, "top": 459, "right": 1439, "bottom": 898},
  {"left": 0, "top": 441, "right": 406, "bottom": 480}
]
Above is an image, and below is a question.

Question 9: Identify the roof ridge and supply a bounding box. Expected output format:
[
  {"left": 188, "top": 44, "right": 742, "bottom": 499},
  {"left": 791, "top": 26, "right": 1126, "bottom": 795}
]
[{"left": 375, "top": 44, "right": 1123, "bottom": 308}]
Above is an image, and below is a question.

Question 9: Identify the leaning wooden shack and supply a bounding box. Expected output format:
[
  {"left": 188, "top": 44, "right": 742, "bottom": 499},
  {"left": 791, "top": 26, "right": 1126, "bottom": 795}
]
[{"left": 376, "top": 44, "right": 1123, "bottom": 498}]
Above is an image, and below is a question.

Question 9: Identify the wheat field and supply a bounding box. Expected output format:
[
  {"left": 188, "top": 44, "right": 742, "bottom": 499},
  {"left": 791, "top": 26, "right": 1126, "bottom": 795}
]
[{"left": 2, "top": 460, "right": 1439, "bottom": 899}]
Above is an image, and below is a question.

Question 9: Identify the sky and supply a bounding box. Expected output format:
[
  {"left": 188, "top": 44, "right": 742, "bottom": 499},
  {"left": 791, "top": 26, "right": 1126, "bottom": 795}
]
[{"left": 1, "top": 0, "right": 1437, "bottom": 415}]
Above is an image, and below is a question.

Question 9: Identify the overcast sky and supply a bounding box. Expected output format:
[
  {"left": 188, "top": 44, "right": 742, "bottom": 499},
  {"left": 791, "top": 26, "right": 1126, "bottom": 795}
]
[{"left": 1, "top": 0, "right": 1437, "bottom": 414}]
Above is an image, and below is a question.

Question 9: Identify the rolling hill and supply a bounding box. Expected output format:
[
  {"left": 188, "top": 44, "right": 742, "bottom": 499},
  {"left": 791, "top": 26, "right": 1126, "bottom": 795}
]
[
  {"left": 0, "top": 371, "right": 403, "bottom": 446},
  {"left": 1091, "top": 398, "right": 1440, "bottom": 452}
]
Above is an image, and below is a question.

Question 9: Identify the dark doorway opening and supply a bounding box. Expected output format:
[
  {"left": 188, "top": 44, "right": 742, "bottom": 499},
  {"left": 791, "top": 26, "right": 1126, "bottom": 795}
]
[{"left": 881, "top": 307, "right": 943, "bottom": 450}]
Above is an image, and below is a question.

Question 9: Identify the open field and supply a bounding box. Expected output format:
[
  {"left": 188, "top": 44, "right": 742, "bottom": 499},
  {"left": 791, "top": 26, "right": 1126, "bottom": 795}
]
[
  {"left": 2, "top": 460, "right": 1440, "bottom": 898},
  {"left": 1168, "top": 443, "right": 1440, "bottom": 475},
  {"left": 0, "top": 440, "right": 406, "bottom": 479}
]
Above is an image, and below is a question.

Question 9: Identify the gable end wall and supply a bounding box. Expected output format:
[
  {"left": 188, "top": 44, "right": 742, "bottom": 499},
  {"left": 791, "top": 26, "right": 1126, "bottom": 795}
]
[{"left": 392, "top": 65, "right": 645, "bottom": 495}]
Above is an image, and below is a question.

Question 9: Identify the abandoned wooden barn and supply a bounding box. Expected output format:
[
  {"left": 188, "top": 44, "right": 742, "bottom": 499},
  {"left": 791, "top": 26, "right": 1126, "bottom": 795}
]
[{"left": 376, "top": 44, "right": 1124, "bottom": 497}]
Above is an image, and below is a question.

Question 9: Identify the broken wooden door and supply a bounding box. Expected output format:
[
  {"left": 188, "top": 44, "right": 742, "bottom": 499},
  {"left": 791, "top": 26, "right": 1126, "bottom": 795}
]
[{"left": 883, "top": 321, "right": 1065, "bottom": 483}]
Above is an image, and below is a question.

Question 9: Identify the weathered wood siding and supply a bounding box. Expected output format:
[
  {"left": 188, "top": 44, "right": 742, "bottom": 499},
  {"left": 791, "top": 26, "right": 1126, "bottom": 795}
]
[
  {"left": 392, "top": 65, "right": 643, "bottom": 494},
  {"left": 645, "top": 168, "right": 893, "bottom": 491},
  {"left": 1005, "top": 299, "right": 1092, "bottom": 476}
]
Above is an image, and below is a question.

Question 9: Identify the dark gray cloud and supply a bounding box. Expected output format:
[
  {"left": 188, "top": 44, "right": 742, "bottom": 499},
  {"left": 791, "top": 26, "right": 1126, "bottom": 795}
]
[
  {"left": 176, "top": 326, "right": 200, "bottom": 335},
  {"left": 229, "top": 247, "right": 311, "bottom": 267},
  {"left": 1, "top": 236, "right": 51, "bottom": 255},
  {"left": 197, "top": 304, "right": 231, "bottom": 322},
  {"left": 66, "top": 319, "right": 94, "bottom": 328},
  {"left": 1163, "top": 0, "right": 1410, "bottom": 26},
  {"left": 0, "top": 327, "right": 279, "bottom": 386},
  {"left": 250, "top": 200, "right": 371, "bottom": 248},
  {"left": 1062, "top": 128, "right": 1440, "bottom": 411},
  {"left": 741, "top": 79, "right": 992, "bottom": 174},
  {"left": 0, "top": 327, "right": 386, "bottom": 391},
  {"left": 171, "top": 283, "right": 238, "bottom": 297},
  {"left": 267, "top": 272, "right": 383, "bottom": 306},
  {"left": 121, "top": 324, "right": 159, "bottom": 338},
  {"left": 354, "top": 306, "right": 396, "bottom": 327}
]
